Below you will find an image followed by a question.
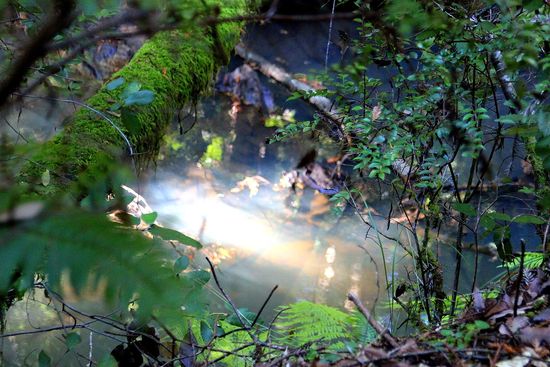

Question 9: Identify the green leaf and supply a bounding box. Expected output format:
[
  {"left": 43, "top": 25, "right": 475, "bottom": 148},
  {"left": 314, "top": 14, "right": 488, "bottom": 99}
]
[
  {"left": 121, "top": 108, "right": 142, "bottom": 135},
  {"left": 149, "top": 225, "right": 202, "bottom": 248},
  {"left": 98, "top": 355, "right": 117, "bottom": 367},
  {"left": 274, "top": 301, "right": 350, "bottom": 350},
  {"left": 200, "top": 321, "right": 214, "bottom": 343},
  {"left": 185, "top": 270, "right": 210, "bottom": 286},
  {"left": 226, "top": 308, "right": 257, "bottom": 327},
  {"left": 519, "top": 187, "right": 536, "bottom": 194},
  {"left": 452, "top": 203, "right": 476, "bottom": 217},
  {"left": 487, "top": 212, "right": 512, "bottom": 222},
  {"left": 473, "top": 320, "right": 490, "bottom": 330},
  {"left": 174, "top": 256, "right": 189, "bottom": 274},
  {"left": 513, "top": 215, "right": 546, "bottom": 225},
  {"left": 124, "top": 90, "right": 155, "bottom": 106},
  {"left": 496, "top": 235, "right": 514, "bottom": 262},
  {"left": 141, "top": 211, "right": 158, "bottom": 225},
  {"left": 0, "top": 210, "right": 196, "bottom": 318},
  {"left": 524, "top": 0, "right": 543, "bottom": 11},
  {"left": 38, "top": 350, "right": 51, "bottom": 367},
  {"left": 106, "top": 77, "right": 125, "bottom": 91},
  {"left": 109, "top": 102, "right": 121, "bottom": 111},
  {"left": 462, "top": 113, "right": 474, "bottom": 121},
  {"left": 121, "top": 81, "right": 142, "bottom": 98},
  {"left": 65, "top": 332, "right": 82, "bottom": 350}
]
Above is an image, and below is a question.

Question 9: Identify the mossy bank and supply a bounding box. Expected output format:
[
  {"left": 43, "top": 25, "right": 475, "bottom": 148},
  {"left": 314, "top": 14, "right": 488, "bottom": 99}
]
[{"left": 18, "top": 0, "right": 256, "bottom": 195}]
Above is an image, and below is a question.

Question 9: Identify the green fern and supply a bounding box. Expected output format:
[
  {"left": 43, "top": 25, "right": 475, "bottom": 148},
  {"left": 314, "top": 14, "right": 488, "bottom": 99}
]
[
  {"left": 274, "top": 301, "right": 354, "bottom": 350},
  {"left": 503, "top": 252, "right": 546, "bottom": 270},
  {"left": 0, "top": 208, "right": 205, "bottom": 319},
  {"left": 195, "top": 319, "right": 259, "bottom": 366},
  {"left": 349, "top": 310, "right": 378, "bottom": 345}
]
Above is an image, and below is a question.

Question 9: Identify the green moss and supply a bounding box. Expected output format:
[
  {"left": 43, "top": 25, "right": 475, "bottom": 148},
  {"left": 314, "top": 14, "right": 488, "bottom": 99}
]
[
  {"left": 19, "top": 0, "right": 254, "bottom": 194},
  {"left": 200, "top": 136, "right": 224, "bottom": 166}
]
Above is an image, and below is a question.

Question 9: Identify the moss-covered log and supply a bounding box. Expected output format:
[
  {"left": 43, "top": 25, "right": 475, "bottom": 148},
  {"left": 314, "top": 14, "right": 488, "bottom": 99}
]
[{"left": 18, "top": 0, "right": 255, "bottom": 194}]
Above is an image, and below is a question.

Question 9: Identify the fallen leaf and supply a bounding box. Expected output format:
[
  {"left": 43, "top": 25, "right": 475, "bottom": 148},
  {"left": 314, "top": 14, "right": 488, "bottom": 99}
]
[
  {"left": 496, "top": 356, "right": 530, "bottom": 367},
  {"left": 372, "top": 105, "right": 382, "bottom": 121},
  {"left": 533, "top": 308, "right": 550, "bottom": 323},
  {"left": 507, "top": 316, "right": 530, "bottom": 333},
  {"left": 519, "top": 326, "right": 550, "bottom": 348},
  {"left": 473, "top": 287, "right": 486, "bottom": 312},
  {"left": 230, "top": 176, "right": 270, "bottom": 197}
]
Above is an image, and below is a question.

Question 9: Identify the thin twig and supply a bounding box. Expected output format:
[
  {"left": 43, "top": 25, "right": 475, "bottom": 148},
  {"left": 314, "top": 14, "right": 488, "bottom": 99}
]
[
  {"left": 347, "top": 292, "right": 399, "bottom": 348},
  {"left": 13, "top": 93, "right": 134, "bottom": 156},
  {"left": 205, "top": 257, "right": 250, "bottom": 330},
  {"left": 251, "top": 285, "right": 278, "bottom": 328},
  {"left": 324, "top": 0, "right": 337, "bottom": 72}
]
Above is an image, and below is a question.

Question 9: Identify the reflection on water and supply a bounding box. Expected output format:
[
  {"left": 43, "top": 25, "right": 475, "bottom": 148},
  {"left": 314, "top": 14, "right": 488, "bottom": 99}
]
[
  {"left": 4, "top": 19, "right": 543, "bottom": 367},
  {"left": 142, "top": 85, "right": 540, "bottom": 320},
  {"left": 142, "top": 94, "right": 411, "bottom": 319}
]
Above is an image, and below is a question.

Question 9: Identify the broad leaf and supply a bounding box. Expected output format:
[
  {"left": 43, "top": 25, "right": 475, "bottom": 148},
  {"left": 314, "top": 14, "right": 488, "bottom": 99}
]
[
  {"left": 106, "top": 77, "right": 125, "bottom": 91},
  {"left": 38, "top": 350, "right": 51, "bottom": 367},
  {"left": 174, "top": 256, "right": 190, "bottom": 274},
  {"left": 149, "top": 225, "right": 202, "bottom": 248},
  {"left": 41, "top": 169, "right": 50, "bottom": 187},
  {"left": 124, "top": 90, "right": 155, "bottom": 106},
  {"left": 65, "top": 332, "right": 81, "bottom": 350},
  {"left": 452, "top": 203, "right": 476, "bottom": 217},
  {"left": 0, "top": 210, "right": 197, "bottom": 319},
  {"left": 513, "top": 215, "right": 546, "bottom": 225},
  {"left": 141, "top": 211, "right": 158, "bottom": 225}
]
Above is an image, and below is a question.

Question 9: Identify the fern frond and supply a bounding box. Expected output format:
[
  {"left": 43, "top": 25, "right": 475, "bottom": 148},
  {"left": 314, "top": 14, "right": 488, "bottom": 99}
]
[
  {"left": 503, "top": 252, "right": 545, "bottom": 270},
  {"left": 196, "top": 320, "right": 257, "bottom": 366},
  {"left": 0, "top": 209, "right": 203, "bottom": 319},
  {"left": 274, "top": 301, "right": 352, "bottom": 350},
  {"left": 349, "top": 310, "right": 378, "bottom": 345}
]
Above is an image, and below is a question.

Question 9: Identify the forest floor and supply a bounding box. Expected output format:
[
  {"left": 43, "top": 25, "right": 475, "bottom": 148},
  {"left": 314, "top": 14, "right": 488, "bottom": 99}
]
[{"left": 266, "top": 263, "right": 550, "bottom": 367}]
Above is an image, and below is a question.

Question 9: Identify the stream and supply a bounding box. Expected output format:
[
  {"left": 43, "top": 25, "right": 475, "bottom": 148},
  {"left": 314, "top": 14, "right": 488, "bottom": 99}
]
[{"left": 1, "top": 19, "right": 543, "bottom": 366}]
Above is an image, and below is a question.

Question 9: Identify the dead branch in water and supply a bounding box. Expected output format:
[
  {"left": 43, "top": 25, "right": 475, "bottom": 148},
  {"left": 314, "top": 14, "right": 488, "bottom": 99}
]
[
  {"left": 234, "top": 43, "right": 352, "bottom": 145},
  {"left": 347, "top": 292, "right": 400, "bottom": 348}
]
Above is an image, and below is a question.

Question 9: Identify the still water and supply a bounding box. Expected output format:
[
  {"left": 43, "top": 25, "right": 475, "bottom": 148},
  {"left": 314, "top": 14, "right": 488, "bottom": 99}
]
[
  {"left": 142, "top": 94, "right": 405, "bottom": 315},
  {"left": 2, "top": 19, "right": 541, "bottom": 366}
]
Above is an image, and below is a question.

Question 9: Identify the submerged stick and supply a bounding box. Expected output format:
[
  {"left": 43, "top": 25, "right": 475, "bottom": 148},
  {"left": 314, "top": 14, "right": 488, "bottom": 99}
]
[
  {"left": 347, "top": 292, "right": 399, "bottom": 348},
  {"left": 234, "top": 43, "right": 350, "bottom": 145}
]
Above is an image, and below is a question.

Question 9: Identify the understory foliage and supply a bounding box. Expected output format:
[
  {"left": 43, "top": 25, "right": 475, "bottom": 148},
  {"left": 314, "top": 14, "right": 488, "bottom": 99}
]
[
  {"left": 0, "top": 0, "right": 549, "bottom": 365},
  {"left": 275, "top": 301, "right": 351, "bottom": 349},
  {"left": 277, "top": 0, "right": 549, "bottom": 328},
  {"left": 273, "top": 301, "right": 377, "bottom": 352}
]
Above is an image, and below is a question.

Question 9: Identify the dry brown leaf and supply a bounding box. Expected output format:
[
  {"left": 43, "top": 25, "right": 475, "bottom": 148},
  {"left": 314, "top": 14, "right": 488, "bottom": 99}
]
[
  {"left": 473, "top": 287, "right": 486, "bottom": 312},
  {"left": 533, "top": 308, "right": 550, "bottom": 324},
  {"left": 519, "top": 326, "right": 550, "bottom": 348},
  {"left": 372, "top": 105, "right": 382, "bottom": 121},
  {"left": 507, "top": 316, "right": 530, "bottom": 333}
]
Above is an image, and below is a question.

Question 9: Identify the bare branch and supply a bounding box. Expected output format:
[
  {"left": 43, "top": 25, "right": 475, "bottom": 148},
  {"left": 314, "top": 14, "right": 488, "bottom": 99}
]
[
  {"left": 0, "top": 0, "right": 77, "bottom": 108},
  {"left": 347, "top": 292, "right": 399, "bottom": 348}
]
